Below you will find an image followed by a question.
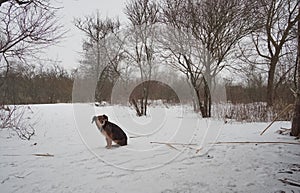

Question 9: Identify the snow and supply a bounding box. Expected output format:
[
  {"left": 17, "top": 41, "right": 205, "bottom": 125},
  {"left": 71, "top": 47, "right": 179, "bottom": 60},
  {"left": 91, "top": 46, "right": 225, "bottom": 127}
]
[{"left": 0, "top": 104, "right": 299, "bottom": 193}]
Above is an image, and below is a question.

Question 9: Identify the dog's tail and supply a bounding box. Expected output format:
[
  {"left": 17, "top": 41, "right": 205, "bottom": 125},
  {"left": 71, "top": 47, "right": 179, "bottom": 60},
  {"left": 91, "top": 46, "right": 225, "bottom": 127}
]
[{"left": 91, "top": 116, "right": 97, "bottom": 124}]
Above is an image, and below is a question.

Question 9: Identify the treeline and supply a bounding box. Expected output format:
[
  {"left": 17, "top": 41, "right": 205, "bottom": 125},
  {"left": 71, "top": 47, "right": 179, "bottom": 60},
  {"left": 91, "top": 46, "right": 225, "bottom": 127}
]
[
  {"left": 0, "top": 64, "right": 73, "bottom": 104},
  {"left": 225, "top": 83, "right": 294, "bottom": 104},
  {"left": 0, "top": 63, "right": 295, "bottom": 105},
  {"left": 1, "top": 0, "right": 299, "bottom": 118}
]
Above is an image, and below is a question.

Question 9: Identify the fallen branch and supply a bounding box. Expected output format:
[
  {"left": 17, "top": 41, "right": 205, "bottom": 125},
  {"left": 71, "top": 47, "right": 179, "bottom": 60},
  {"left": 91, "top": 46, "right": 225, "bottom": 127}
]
[
  {"left": 150, "top": 141, "right": 198, "bottom": 146},
  {"left": 14, "top": 172, "right": 32, "bottom": 179},
  {"left": 212, "top": 141, "right": 300, "bottom": 145},
  {"left": 150, "top": 141, "right": 201, "bottom": 152},
  {"left": 1, "top": 172, "right": 33, "bottom": 184},
  {"left": 32, "top": 153, "right": 54, "bottom": 157},
  {"left": 278, "top": 178, "right": 300, "bottom": 187},
  {"left": 1, "top": 177, "right": 9, "bottom": 184},
  {"left": 260, "top": 104, "right": 294, "bottom": 135},
  {"left": 195, "top": 147, "right": 202, "bottom": 154},
  {"left": 129, "top": 135, "right": 144, "bottom": 139},
  {"left": 165, "top": 143, "right": 179, "bottom": 151},
  {"left": 276, "top": 127, "right": 291, "bottom": 135}
]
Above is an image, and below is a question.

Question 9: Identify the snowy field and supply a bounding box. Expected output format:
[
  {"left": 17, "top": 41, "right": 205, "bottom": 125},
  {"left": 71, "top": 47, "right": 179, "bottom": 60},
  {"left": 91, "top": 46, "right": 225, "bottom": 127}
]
[{"left": 0, "top": 104, "right": 299, "bottom": 193}]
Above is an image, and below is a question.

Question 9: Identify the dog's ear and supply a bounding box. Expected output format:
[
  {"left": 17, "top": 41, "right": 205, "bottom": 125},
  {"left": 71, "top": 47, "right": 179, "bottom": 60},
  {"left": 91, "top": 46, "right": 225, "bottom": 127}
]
[
  {"left": 103, "top": 114, "right": 108, "bottom": 121},
  {"left": 91, "top": 116, "right": 97, "bottom": 124}
]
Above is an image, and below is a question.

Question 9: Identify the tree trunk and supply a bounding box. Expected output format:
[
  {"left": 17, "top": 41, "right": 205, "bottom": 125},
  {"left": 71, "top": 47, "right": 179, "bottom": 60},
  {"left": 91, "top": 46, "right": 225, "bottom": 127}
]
[
  {"left": 291, "top": 97, "right": 300, "bottom": 137},
  {"left": 131, "top": 98, "right": 142, "bottom": 116},
  {"left": 267, "top": 60, "right": 276, "bottom": 107},
  {"left": 291, "top": 5, "right": 300, "bottom": 137},
  {"left": 193, "top": 86, "right": 208, "bottom": 118},
  {"left": 203, "top": 76, "right": 211, "bottom": 117},
  {"left": 141, "top": 81, "right": 150, "bottom": 116},
  {"left": 140, "top": 98, "right": 144, "bottom": 115},
  {"left": 143, "top": 83, "right": 149, "bottom": 116}
]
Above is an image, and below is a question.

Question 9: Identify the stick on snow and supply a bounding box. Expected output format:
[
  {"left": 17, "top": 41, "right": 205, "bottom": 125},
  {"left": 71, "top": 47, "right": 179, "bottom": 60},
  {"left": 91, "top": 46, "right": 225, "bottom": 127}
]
[
  {"left": 212, "top": 141, "right": 300, "bottom": 145},
  {"left": 260, "top": 104, "right": 294, "bottom": 135},
  {"left": 32, "top": 153, "right": 54, "bottom": 157},
  {"left": 278, "top": 178, "right": 300, "bottom": 187},
  {"left": 150, "top": 141, "right": 198, "bottom": 146}
]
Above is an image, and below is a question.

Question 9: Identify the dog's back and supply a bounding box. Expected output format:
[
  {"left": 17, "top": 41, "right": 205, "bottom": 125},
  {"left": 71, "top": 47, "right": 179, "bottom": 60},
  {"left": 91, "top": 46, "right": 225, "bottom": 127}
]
[{"left": 104, "top": 121, "right": 127, "bottom": 146}]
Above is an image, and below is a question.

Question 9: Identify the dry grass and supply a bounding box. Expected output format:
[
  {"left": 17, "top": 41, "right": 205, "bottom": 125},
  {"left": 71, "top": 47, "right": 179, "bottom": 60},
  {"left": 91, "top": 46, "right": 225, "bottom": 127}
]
[{"left": 212, "top": 102, "right": 293, "bottom": 122}]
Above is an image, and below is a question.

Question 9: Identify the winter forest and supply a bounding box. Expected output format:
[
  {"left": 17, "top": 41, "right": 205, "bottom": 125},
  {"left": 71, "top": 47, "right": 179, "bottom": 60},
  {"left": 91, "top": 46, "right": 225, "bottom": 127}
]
[
  {"left": 1, "top": 0, "right": 300, "bottom": 192},
  {"left": 1, "top": 0, "right": 300, "bottom": 116}
]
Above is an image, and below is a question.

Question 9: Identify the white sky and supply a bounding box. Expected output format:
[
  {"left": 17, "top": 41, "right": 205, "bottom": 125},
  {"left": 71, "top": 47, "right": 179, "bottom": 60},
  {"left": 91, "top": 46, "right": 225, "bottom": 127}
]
[{"left": 47, "top": 0, "right": 127, "bottom": 71}]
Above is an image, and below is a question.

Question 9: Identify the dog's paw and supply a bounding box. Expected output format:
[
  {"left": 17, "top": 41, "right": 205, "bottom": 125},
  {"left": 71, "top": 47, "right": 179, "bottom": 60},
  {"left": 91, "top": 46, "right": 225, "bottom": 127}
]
[{"left": 105, "top": 145, "right": 112, "bottom": 149}]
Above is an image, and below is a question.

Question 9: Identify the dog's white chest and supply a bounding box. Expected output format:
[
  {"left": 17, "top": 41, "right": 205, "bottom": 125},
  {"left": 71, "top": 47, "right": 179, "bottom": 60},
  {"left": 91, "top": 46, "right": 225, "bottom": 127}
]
[
  {"left": 95, "top": 119, "right": 104, "bottom": 131},
  {"left": 95, "top": 119, "right": 109, "bottom": 137}
]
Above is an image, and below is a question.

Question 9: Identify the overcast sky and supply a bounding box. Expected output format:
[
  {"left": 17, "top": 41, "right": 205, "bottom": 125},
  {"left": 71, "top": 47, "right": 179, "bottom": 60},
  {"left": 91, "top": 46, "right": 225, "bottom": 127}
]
[{"left": 47, "top": 0, "right": 127, "bottom": 71}]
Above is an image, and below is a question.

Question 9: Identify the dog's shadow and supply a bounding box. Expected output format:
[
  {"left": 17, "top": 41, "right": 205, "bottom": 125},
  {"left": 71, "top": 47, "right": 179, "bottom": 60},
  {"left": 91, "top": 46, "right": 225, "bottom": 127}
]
[
  {"left": 100, "top": 144, "right": 121, "bottom": 150},
  {"left": 109, "top": 144, "right": 121, "bottom": 149}
]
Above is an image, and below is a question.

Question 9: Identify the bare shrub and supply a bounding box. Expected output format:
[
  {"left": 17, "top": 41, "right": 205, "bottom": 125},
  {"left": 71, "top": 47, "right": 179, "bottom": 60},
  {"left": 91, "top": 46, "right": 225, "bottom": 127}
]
[
  {"left": 0, "top": 105, "right": 35, "bottom": 140},
  {"left": 212, "top": 102, "right": 293, "bottom": 122}
]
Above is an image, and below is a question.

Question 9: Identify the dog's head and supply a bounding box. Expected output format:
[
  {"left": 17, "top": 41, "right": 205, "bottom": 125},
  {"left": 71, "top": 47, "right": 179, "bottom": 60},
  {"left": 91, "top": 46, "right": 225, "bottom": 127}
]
[{"left": 91, "top": 114, "right": 108, "bottom": 127}]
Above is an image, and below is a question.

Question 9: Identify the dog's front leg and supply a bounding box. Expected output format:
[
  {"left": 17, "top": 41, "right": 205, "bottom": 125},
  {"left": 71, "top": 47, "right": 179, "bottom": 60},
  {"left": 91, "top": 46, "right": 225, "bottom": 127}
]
[{"left": 106, "top": 137, "right": 112, "bottom": 149}]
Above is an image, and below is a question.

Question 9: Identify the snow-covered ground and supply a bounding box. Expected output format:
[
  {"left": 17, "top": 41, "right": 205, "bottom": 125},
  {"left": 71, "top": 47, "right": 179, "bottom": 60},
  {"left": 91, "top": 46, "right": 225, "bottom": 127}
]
[{"left": 0, "top": 104, "right": 299, "bottom": 193}]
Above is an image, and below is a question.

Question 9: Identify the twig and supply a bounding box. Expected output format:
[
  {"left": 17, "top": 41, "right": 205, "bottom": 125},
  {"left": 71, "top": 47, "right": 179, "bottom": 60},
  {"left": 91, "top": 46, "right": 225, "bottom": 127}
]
[
  {"left": 129, "top": 135, "right": 144, "bottom": 139},
  {"left": 276, "top": 127, "right": 291, "bottom": 135},
  {"left": 278, "top": 178, "right": 300, "bottom": 187},
  {"left": 32, "top": 153, "right": 54, "bottom": 157},
  {"left": 1, "top": 177, "right": 9, "bottom": 184},
  {"left": 150, "top": 142, "right": 205, "bottom": 153},
  {"left": 195, "top": 147, "right": 202, "bottom": 154},
  {"left": 260, "top": 104, "right": 294, "bottom": 135},
  {"left": 1, "top": 172, "right": 33, "bottom": 184},
  {"left": 14, "top": 172, "right": 32, "bottom": 179},
  {"left": 2, "top": 154, "right": 21, "bottom": 156},
  {"left": 212, "top": 141, "right": 300, "bottom": 145},
  {"left": 150, "top": 141, "right": 198, "bottom": 146},
  {"left": 165, "top": 143, "right": 179, "bottom": 151}
]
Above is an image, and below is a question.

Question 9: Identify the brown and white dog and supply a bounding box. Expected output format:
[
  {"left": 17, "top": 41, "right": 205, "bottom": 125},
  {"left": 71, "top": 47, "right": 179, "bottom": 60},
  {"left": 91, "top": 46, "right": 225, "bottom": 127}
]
[{"left": 92, "top": 114, "right": 127, "bottom": 148}]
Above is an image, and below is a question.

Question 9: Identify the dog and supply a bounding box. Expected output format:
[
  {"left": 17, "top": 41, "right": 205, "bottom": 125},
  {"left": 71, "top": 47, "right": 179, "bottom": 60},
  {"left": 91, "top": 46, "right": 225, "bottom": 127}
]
[{"left": 92, "top": 114, "right": 127, "bottom": 148}]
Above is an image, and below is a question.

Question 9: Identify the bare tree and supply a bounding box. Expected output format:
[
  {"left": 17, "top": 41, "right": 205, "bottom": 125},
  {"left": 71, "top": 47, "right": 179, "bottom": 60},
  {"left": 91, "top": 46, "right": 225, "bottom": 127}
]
[
  {"left": 0, "top": 0, "right": 32, "bottom": 6},
  {"left": 159, "top": 24, "right": 206, "bottom": 114},
  {"left": 124, "top": 0, "right": 159, "bottom": 116},
  {"left": 0, "top": 0, "right": 64, "bottom": 140},
  {"left": 161, "top": 0, "right": 257, "bottom": 117},
  {"left": 242, "top": 0, "right": 300, "bottom": 107},
  {"left": 74, "top": 13, "right": 123, "bottom": 102},
  {"left": 291, "top": 3, "right": 300, "bottom": 137},
  {"left": 0, "top": 105, "right": 35, "bottom": 140},
  {"left": 0, "top": 0, "right": 64, "bottom": 89}
]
